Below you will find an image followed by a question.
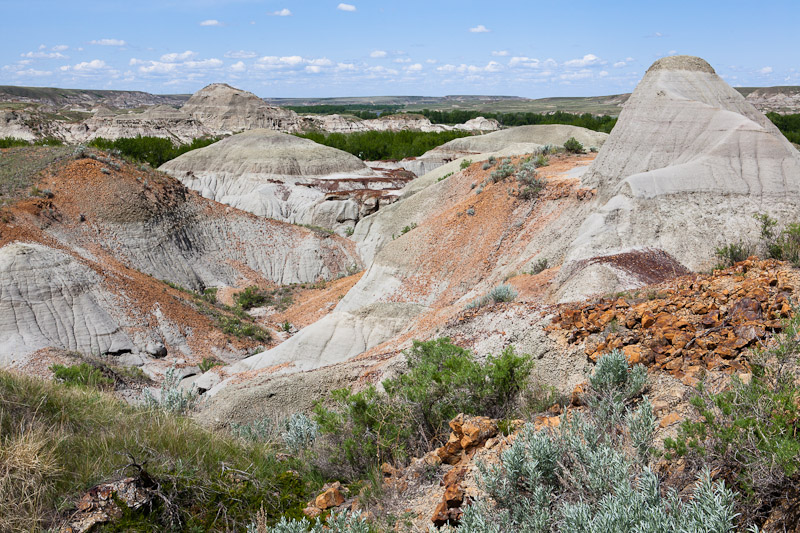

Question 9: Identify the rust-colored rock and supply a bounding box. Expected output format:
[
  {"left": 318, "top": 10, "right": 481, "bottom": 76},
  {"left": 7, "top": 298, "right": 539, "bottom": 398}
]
[
  {"left": 315, "top": 482, "right": 345, "bottom": 510},
  {"left": 659, "top": 412, "right": 681, "bottom": 428}
]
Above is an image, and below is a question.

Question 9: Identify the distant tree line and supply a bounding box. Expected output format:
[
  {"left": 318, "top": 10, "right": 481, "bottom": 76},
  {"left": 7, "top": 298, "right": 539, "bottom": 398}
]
[
  {"left": 767, "top": 112, "right": 800, "bottom": 145},
  {"left": 87, "top": 136, "right": 221, "bottom": 167},
  {"left": 296, "top": 130, "right": 473, "bottom": 160},
  {"left": 415, "top": 109, "right": 619, "bottom": 133},
  {"left": 284, "top": 104, "right": 403, "bottom": 120}
]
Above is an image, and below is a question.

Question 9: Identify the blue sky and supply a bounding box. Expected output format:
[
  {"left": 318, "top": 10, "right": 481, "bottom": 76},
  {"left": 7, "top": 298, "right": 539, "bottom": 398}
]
[{"left": 2, "top": 0, "right": 798, "bottom": 98}]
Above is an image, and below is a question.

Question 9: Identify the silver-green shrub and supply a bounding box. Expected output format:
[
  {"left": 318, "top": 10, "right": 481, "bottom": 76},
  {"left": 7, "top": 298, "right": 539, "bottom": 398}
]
[
  {"left": 258, "top": 509, "right": 371, "bottom": 533},
  {"left": 141, "top": 366, "right": 197, "bottom": 414},
  {"left": 488, "top": 284, "right": 518, "bottom": 303},
  {"left": 281, "top": 413, "right": 319, "bottom": 453},
  {"left": 451, "top": 352, "right": 739, "bottom": 533},
  {"left": 231, "top": 417, "right": 278, "bottom": 443}
]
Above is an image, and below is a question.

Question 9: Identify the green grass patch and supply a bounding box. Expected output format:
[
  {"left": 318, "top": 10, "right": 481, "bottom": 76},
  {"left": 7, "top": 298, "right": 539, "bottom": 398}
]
[
  {"left": 0, "top": 370, "right": 320, "bottom": 531},
  {"left": 88, "top": 135, "right": 221, "bottom": 168}
]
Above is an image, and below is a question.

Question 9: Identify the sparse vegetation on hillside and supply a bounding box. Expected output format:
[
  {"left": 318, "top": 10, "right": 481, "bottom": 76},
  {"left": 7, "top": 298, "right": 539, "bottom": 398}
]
[
  {"left": 295, "top": 130, "right": 473, "bottom": 160},
  {"left": 283, "top": 103, "right": 403, "bottom": 119},
  {"left": 312, "top": 338, "right": 532, "bottom": 478},
  {"left": 664, "top": 310, "right": 800, "bottom": 529},
  {"left": 88, "top": 135, "right": 221, "bottom": 167}
]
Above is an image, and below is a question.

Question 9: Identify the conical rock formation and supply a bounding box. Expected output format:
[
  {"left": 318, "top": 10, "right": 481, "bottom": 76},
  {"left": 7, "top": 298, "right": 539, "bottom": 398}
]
[{"left": 558, "top": 55, "right": 800, "bottom": 301}]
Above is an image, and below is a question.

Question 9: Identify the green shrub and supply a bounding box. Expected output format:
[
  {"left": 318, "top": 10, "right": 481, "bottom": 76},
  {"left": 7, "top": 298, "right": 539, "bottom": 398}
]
[
  {"left": 460, "top": 159, "right": 473, "bottom": 170},
  {"left": 415, "top": 109, "right": 617, "bottom": 133},
  {"left": 87, "top": 135, "right": 220, "bottom": 167},
  {"left": 313, "top": 339, "right": 532, "bottom": 478},
  {"left": 534, "top": 154, "right": 549, "bottom": 167},
  {"left": 399, "top": 222, "right": 417, "bottom": 235},
  {"left": 198, "top": 357, "right": 223, "bottom": 373},
  {"left": 664, "top": 310, "right": 800, "bottom": 528},
  {"left": 235, "top": 286, "right": 269, "bottom": 310},
  {"left": 50, "top": 363, "right": 113, "bottom": 390},
  {"left": 231, "top": 417, "right": 279, "bottom": 443},
  {"left": 714, "top": 242, "right": 754, "bottom": 268},
  {"left": 217, "top": 315, "right": 271, "bottom": 342},
  {"left": 0, "top": 137, "right": 30, "bottom": 148},
  {"left": 530, "top": 258, "right": 549, "bottom": 274},
  {"left": 294, "top": 130, "right": 472, "bottom": 160},
  {"left": 563, "top": 136, "right": 584, "bottom": 153},
  {"left": 488, "top": 283, "right": 518, "bottom": 303}
]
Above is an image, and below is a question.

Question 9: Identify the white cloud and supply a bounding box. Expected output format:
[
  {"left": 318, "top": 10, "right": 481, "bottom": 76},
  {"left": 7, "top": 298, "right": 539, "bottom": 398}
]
[
  {"left": 225, "top": 50, "right": 257, "bottom": 59},
  {"left": 759, "top": 66, "right": 773, "bottom": 74},
  {"left": 52, "top": 45, "right": 69, "bottom": 52},
  {"left": 337, "top": 3, "right": 356, "bottom": 11},
  {"left": 230, "top": 61, "right": 246, "bottom": 72},
  {"left": 370, "top": 50, "right": 387, "bottom": 58},
  {"left": 492, "top": 50, "right": 509, "bottom": 57},
  {"left": 160, "top": 50, "right": 196, "bottom": 62},
  {"left": 393, "top": 57, "right": 411, "bottom": 63},
  {"left": 336, "top": 62, "right": 356, "bottom": 71},
  {"left": 469, "top": 24, "right": 490, "bottom": 33},
  {"left": 38, "top": 44, "right": 46, "bottom": 50},
  {"left": 90, "top": 38, "right": 126, "bottom": 46},
  {"left": 61, "top": 59, "right": 108, "bottom": 72},
  {"left": 21, "top": 51, "right": 66, "bottom": 59},
  {"left": 599, "top": 70, "right": 609, "bottom": 77},
  {"left": 270, "top": 8, "right": 292, "bottom": 16},
  {"left": 280, "top": 55, "right": 303, "bottom": 65},
  {"left": 564, "top": 54, "right": 600, "bottom": 67},
  {"left": 560, "top": 69, "right": 593, "bottom": 80},
  {"left": 305, "top": 65, "right": 322, "bottom": 73},
  {"left": 613, "top": 61, "right": 627, "bottom": 68},
  {"left": 406, "top": 63, "right": 423, "bottom": 72},
  {"left": 654, "top": 32, "right": 663, "bottom": 37},
  {"left": 200, "top": 19, "right": 221, "bottom": 26},
  {"left": 509, "top": 56, "right": 540, "bottom": 68},
  {"left": 13, "top": 68, "right": 52, "bottom": 77}
]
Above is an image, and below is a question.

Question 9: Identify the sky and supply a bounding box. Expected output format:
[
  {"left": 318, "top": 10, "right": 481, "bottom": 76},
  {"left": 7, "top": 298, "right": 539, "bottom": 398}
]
[{"left": 2, "top": 0, "right": 798, "bottom": 99}]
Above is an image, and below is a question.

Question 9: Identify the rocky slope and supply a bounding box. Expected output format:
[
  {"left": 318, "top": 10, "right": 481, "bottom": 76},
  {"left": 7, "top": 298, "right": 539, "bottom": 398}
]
[
  {"left": 0, "top": 145, "right": 359, "bottom": 372},
  {"left": 387, "top": 124, "right": 608, "bottom": 176},
  {"left": 159, "top": 129, "right": 411, "bottom": 233}
]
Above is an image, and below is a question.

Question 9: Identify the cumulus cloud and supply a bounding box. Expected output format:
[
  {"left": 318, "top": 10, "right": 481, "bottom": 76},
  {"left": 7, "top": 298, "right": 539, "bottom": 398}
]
[
  {"left": 52, "top": 45, "right": 69, "bottom": 52},
  {"left": 21, "top": 51, "right": 66, "bottom": 59},
  {"left": 130, "top": 56, "right": 223, "bottom": 75},
  {"left": 425, "top": 59, "right": 437, "bottom": 64},
  {"left": 492, "top": 50, "right": 509, "bottom": 57},
  {"left": 370, "top": 50, "right": 387, "bottom": 58},
  {"left": 406, "top": 63, "right": 422, "bottom": 72},
  {"left": 613, "top": 61, "right": 627, "bottom": 68},
  {"left": 305, "top": 65, "right": 322, "bottom": 73},
  {"left": 759, "top": 66, "right": 773, "bottom": 74},
  {"left": 269, "top": 8, "right": 292, "bottom": 16},
  {"left": 509, "top": 56, "right": 540, "bottom": 68},
  {"left": 230, "top": 61, "right": 246, "bottom": 72},
  {"left": 200, "top": 19, "right": 221, "bottom": 26},
  {"left": 337, "top": 3, "right": 356, "bottom": 11},
  {"left": 255, "top": 55, "right": 332, "bottom": 71},
  {"left": 90, "top": 38, "right": 126, "bottom": 46},
  {"left": 60, "top": 59, "right": 108, "bottom": 72},
  {"left": 564, "top": 54, "right": 601, "bottom": 67},
  {"left": 469, "top": 25, "right": 490, "bottom": 33},
  {"left": 393, "top": 57, "right": 411, "bottom": 63},
  {"left": 10, "top": 68, "right": 52, "bottom": 77},
  {"left": 160, "top": 50, "right": 196, "bottom": 62},
  {"left": 225, "top": 50, "right": 257, "bottom": 59}
]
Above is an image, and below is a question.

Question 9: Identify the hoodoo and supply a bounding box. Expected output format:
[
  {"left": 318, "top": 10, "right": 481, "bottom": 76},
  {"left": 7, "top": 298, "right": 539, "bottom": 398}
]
[{"left": 557, "top": 55, "right": 800, "bottom": 301}]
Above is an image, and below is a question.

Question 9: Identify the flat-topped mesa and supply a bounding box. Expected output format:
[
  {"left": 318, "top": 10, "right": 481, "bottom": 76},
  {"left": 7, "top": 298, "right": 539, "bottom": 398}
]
[{"left": 180, "top": 83, "right": 302, "bottom": 134}]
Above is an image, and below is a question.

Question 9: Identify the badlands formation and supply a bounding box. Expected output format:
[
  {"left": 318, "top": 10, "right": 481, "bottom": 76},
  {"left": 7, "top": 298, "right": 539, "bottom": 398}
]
[
  {"left": 159, "top": 129, "right": 410, "bottom": 233},
  {"left": 0, "top": 83, "right": 500, "bottom": 143},
  {"left": 0, "top": 145, "right": 359, "bottom": 374},
  {"left": 201, "top": 56, "right": 800, "bottom": 420}
]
